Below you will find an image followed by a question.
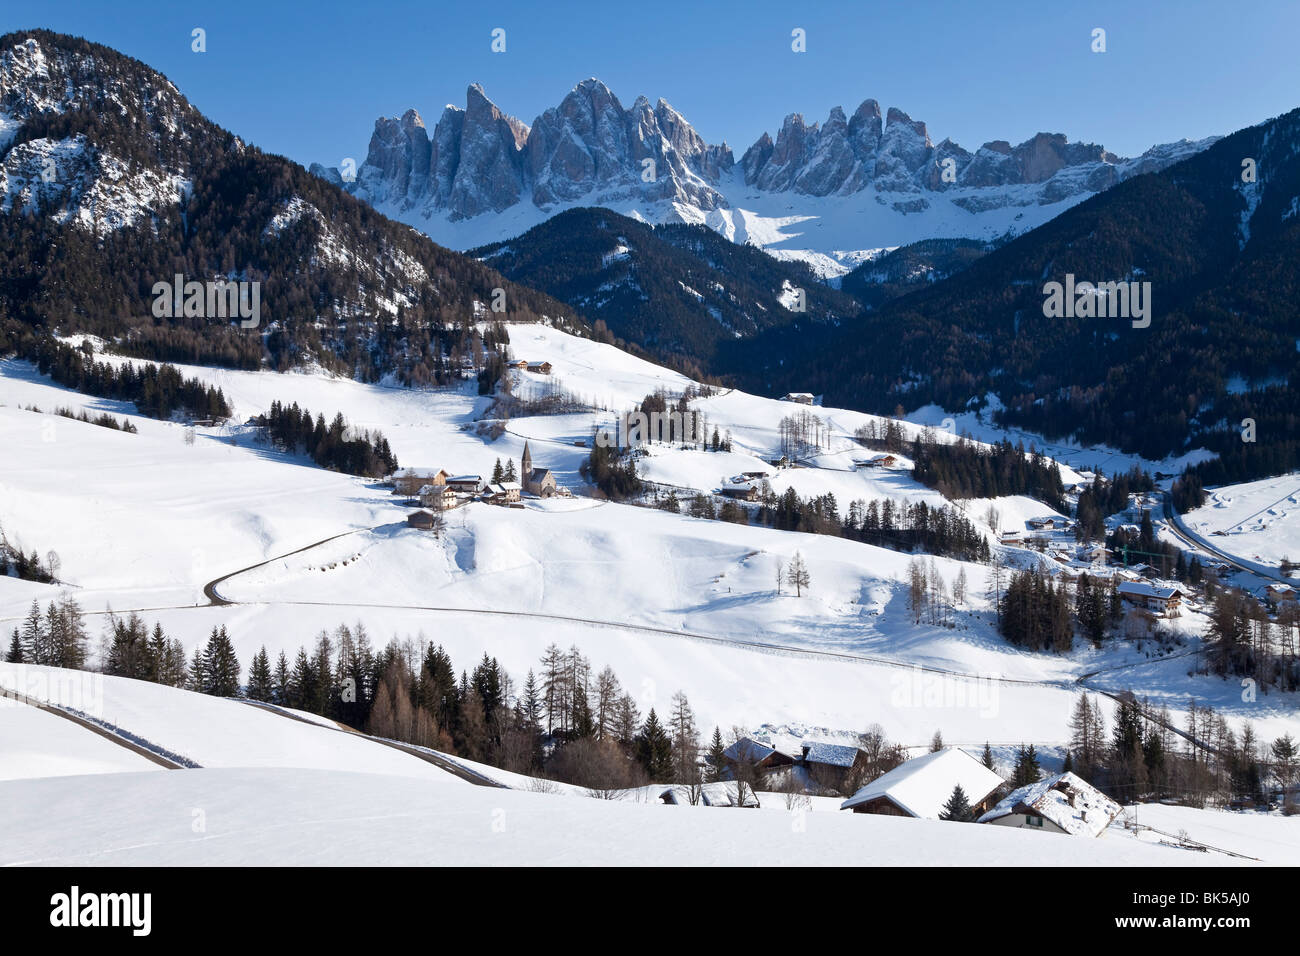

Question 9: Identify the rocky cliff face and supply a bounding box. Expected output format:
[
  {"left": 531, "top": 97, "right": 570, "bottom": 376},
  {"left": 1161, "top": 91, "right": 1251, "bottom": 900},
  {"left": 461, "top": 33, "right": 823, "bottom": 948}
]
[
  {"left": 321, "top": 78, "right": 733, "bottom": 222},
  {"left": 316, "top": 78, "right": 1218, "bottom": 250}
]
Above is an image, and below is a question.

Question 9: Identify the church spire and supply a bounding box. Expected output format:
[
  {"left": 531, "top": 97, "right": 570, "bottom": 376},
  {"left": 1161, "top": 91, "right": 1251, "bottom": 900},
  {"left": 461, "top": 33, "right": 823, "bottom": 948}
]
[{"left": 521, "top": 441, "right": 532, "bottom": 483}]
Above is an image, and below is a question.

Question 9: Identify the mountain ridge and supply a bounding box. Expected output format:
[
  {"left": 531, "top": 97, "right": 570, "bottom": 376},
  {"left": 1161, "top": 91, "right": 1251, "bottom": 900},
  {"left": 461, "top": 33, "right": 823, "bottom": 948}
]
[{"left": 314, "top": 78, "right": 1218, "bottom": 265}]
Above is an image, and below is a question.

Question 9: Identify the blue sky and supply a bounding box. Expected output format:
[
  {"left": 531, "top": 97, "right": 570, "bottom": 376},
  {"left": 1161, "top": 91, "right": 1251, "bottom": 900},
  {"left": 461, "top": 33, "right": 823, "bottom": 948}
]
[{"left": 8, "top": 0, "right": 1299, "bottom": 170}]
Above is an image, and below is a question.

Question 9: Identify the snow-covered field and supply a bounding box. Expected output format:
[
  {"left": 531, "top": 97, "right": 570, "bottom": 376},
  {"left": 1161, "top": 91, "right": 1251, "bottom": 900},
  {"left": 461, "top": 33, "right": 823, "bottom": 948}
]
[
  {"left": 1182, "top": 473, "right": 1300, "bottom": 569},
  {"left": 0, "top": 698, "right": 161, "bottom": 781},
  {"left": 1, "top": 665, "right": 1287, "bottom": 866}
]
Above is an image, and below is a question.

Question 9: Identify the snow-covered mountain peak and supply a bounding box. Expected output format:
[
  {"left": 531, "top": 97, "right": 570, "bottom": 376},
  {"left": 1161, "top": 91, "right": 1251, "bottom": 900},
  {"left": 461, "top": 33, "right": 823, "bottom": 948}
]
[{"left": 316, "top": 78, "right": 1219, "bottom": 268}]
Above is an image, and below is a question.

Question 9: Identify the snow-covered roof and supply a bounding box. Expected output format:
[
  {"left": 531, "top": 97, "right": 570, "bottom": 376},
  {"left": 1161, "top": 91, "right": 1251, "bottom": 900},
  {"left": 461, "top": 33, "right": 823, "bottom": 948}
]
[
  {"left": 1117, "top": 581, "right": 1180, "bottom": 600},
  {"left": 840, "top": 748, "right": 1003, "bottom": 818},
  {"left": 802, "top": 741, "right": 862, "bottom": 768},
  {"left": 978, "top": 771, "right": 1121, "bottom": 836},
  {"left": 724, "top": 733, "right": 802, "bottom": 764},
  {"left": 723, "top": 737, "right": 776, "bottom": 764},
  {"left": 721, "top": 480, "right": 757, "bottom": 492},
  {"left": 448, "top": 474, "right": 482, "bottom": 483}
]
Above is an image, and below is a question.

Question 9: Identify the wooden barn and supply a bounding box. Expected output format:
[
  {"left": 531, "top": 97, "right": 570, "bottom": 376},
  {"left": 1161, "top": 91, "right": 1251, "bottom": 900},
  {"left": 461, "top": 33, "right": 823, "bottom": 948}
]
[{"left": 841, "top": 748, "right": 1003, "bottom": 819}]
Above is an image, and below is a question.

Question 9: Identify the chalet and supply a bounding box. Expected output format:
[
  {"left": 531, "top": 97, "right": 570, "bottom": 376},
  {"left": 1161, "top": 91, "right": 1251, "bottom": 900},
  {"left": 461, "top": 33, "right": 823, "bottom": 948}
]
[
  {"left": 1117, "top": 581, "right": 1182, "bottom": 617},
  {"left": 1026, "top": 517, "right": 1060, "bottom": 531},
  {"left": 782, "top": 392, "right": 815, "bottom": 405},
  {"left": 841, "top": 748, "right": 1003, "bottom": 819},
  {"left": 446, "top": 475, "right": 484, "bottom": 494},
  {"left": 740, "top": 470, "right": 769, "bottom": 481},
  {"left": 1080, "top": 544, "right": 1109, "bottom": 564},
  {"left": 855, "top": 454, "right": 897, "bottom": 469},
  {"left": 419, "top": 484, "right": 458, "bottom": 511},
  {"left": 1051, "top": 565, "right": 1083, "bottom": 584},
  {"left": 406, "top": 510, "right": 438, "bottom": 531},
  {"left": 509, "top": 359, "right": 528, "bottom": 369},
  {"left": 978, "top": 771, "right": 1121, "bottom": 837},
  {"left": 392, "top": 468, "right": 449, "bottom": 497},
  {"left": 525, "top": 361, "right": 553, "bottom": 375},
  {"left": 485, "top": 481, "right": 521, "bottom": 505},
  {"left": 720, "top": 481, "right": 758, "bottom": 501},
  {"left": 767, "top": 456, "right": 789, "bottom": 468},
  {"left": 1266, "top": 583, "right": 1298, "bottom": 606},
  {"left": 999, "top": 531, "right": 1024, "bottom": 546},
  {"left": 800, "top": 741, "right": 869, "bottom": 793},
  {"left": 723, "top": 735, "right": 802, "bottom": 774}
]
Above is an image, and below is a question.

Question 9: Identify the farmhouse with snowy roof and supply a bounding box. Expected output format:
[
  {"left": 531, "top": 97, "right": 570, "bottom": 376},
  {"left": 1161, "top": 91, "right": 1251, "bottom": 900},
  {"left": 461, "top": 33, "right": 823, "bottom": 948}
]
[
  {"left": 720, "top": 480, "right": 759, "bottom": 501},
  {"left": 978, "top": 771, "right": 1121, "bottom": 836},
  {"left": 841, "top": 748, "right": 1003, "bottom": 819},
  {"left": 486, "top": 481, "right": 521, "bottom": 505},
  {"left": 723, "top": 734, "right": 802, "bottom": 773},
  {"left": 1116, "top": 581, "right": 1182, "bottom": 617},
  {"left": 419, "top": 484, "right": 457, "bottom": 511},
  {"left": 446, "top": 475, "right": 485, "bottom": 494},
  {"left": 854, "top": 453, "right": 897, "bottom": 469},
  {"left": 1266, "top": 583, "right": 1298, "bottom": 606},
  {"left": 801, "top": 741, "right": 871, "bottom": 793},
  {"left": 392, "top": 467, "right": 449, "bottom": 497}
]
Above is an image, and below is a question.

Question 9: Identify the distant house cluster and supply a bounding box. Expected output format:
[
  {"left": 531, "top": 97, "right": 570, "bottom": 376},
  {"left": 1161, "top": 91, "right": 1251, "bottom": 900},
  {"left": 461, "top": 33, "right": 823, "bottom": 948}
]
[
  {"left": 719, "top": 740, "right": 1124, "bottom": 837},
  {"left": 510, "top": 359, "right": 553, "bottom": 375},
  {"left": 998, "top": 510, "right": 1204, "bottom": 617},
  {"left": 852, "top": 453, "right": 897, "bottom": 470},
  {"left": 392, "top": 441, "right": 565, "bottom": 530}
]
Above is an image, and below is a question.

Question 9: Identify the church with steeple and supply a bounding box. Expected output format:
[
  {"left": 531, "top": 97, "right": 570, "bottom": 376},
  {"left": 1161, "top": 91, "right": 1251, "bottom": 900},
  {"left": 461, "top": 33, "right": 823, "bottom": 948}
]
[{"left": 520, "top": 441, "right": 557, "bottom": 497}]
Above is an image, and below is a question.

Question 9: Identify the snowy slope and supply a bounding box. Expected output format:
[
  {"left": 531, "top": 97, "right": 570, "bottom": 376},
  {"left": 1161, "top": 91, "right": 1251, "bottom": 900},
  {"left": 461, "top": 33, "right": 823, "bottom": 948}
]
[
  {"left": 0, "top": 664, "right": 454, "bottom": 781},
  {"left": 2, "top": 325, "right": 1297, "bottom": 751},
  {"left": 0, "top": 698, "right": 162, "bottom": 781},
  {"left": 0, "top": 765, "right": 1246, "bottom": 867},
  {"left": 1182, "top": 473, "right": 1300, "bottom": 568}
]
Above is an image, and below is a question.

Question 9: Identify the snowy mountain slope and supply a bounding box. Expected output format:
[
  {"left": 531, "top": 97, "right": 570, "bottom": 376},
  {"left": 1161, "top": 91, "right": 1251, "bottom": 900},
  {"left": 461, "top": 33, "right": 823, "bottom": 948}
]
[
  {"left": 0, "top": 30, "right": 588, "bottom": 382},
  {"left": 3, "top": 324, "right": 1295, "bottom": 750},
  {"left": 316, "top": 77, "right": 1217, "bottom": 271}
]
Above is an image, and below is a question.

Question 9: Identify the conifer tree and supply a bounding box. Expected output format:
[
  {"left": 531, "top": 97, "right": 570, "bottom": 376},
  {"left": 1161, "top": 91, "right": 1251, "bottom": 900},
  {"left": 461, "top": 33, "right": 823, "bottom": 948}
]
[
  {"left": 939, "top": 784, "right": 974, "bottom": 822},
  {"left": 706, "top": 726, "right": 727, "bottom": 782},
  {"left": 1011, "top": 743, "right": 1041, "bottom": 787},
  {"left": 202, "top": 626, "right": 241, "bottom": 697},
  {"left": 246, "top": 647, "right": 274, "bottom": 702},
  {"left": 636, "top": 708, "right": 673, "bottom": 781},
  {"left": 6, "top": 628, "right": 23, "bottom": 663},
  {"left": 273, "top": 650, "right": 291, "bottom": 705}
]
